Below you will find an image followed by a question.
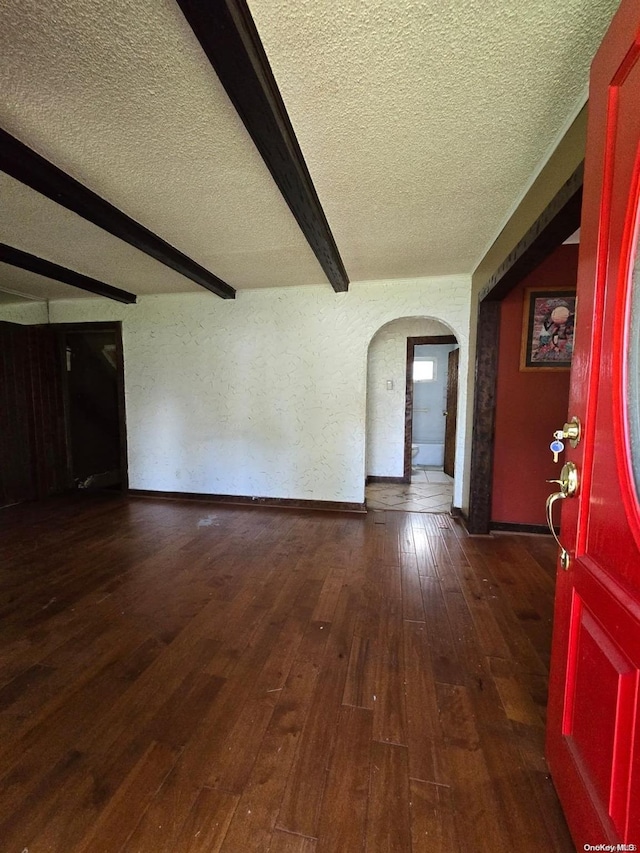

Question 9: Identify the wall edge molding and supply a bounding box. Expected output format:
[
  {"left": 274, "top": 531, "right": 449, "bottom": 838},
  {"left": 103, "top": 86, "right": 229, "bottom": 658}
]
[
  {"left": 490, "top": 521, "right": 556, "bottom": 535},
  {"left": 128, "top": 488, "right": 366, "bottom": 514}
]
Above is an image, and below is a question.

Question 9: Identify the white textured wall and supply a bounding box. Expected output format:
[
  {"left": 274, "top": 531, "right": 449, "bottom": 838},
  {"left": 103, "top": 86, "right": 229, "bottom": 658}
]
[
  {"left": 0, "top": 300, "right": 48, "bottom": 324},
  {"left": 366, "top": 319, "right": 456, "bottom": 480},
  {"left": 2, "top": 276, "right": 471, "bottom": 506}
]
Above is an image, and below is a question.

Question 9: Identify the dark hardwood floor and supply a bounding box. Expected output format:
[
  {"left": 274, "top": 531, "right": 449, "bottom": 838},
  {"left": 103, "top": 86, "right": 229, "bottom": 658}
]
[{"left": 0, "top": 495, "right": 574, "bottom": 852}]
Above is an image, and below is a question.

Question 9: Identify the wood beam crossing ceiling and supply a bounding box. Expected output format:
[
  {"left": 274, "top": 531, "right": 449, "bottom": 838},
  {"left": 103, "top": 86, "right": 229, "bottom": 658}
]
[
  {"left": 0, "top": 128, "right": 236, "bottom": 300},
  {"left": 176, "top": 0, "right": 349, "bottom": 293},
  {"left": 481, "top": 163, "right": 584, "bottom": 302},
  {"left": 0, "top": 244, "right": 137, "bottom": 304}
]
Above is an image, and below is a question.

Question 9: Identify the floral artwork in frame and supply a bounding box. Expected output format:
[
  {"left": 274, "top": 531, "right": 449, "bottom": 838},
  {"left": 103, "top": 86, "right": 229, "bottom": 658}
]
[{"left": 520, "top": 287, "right": 576, "bottom": 371}]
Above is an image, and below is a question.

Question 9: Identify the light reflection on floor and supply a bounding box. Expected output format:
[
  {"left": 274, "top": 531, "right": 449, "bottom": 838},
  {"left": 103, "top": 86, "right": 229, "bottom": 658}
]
[{"left": 365, "top": 467, "right": 453, "bottom": 513}]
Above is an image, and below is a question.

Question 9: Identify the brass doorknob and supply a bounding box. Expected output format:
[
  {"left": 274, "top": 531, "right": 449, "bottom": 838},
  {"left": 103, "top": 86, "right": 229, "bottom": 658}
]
[
  {"left": 545, "top": 461, "right": 579, "bottom": 569},
  {"left": 546, "top": 461, "right": 579, "bottom": 497}
]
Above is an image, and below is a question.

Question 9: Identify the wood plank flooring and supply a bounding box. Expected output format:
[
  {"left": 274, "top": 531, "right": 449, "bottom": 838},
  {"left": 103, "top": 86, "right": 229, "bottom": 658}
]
[{"left": 0, "top": 494, "right": 575, "bottom": 852}]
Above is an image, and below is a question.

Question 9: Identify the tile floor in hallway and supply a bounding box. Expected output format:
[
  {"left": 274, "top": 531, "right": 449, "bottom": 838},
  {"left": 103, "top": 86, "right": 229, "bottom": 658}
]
[{"left": 366, "top": 466, "right": 454, "bottom": 513}]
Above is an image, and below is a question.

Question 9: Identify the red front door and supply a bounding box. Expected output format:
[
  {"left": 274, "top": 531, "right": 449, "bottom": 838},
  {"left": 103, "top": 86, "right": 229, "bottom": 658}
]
[{"left": 546, "top": 1, "right": 640, "bottom": 846}]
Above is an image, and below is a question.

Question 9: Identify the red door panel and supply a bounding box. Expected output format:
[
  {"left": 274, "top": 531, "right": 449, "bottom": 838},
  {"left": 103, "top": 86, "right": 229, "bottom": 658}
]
[{"left": 546, "top": 0, "right": 640, "bottom": 846}]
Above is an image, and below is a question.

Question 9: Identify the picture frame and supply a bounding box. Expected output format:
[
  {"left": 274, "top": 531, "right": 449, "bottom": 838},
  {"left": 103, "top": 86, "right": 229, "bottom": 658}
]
[{"left": 520, "top": 287, "right": 576, "bottom": 371}]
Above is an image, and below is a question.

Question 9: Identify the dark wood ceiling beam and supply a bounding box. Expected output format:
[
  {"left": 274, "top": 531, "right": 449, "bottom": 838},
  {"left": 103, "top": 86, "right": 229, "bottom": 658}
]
[
  {"left": 0, "top": 129, "right": 235, "bottom": 299},
  {"left": 176, "top": 0, "right": 349, "bottom": 293},
  {"left": 480, "top": 162, "right": 584, "bottom": 302},
  {"left": 0, "top": 243, "right": 137, "bottom": 304}
]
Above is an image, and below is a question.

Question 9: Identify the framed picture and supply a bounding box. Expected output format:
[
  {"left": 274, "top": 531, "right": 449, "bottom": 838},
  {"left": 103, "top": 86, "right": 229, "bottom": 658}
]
[{"left": 520, "top": 287, "right": 576, "bottom": 371}]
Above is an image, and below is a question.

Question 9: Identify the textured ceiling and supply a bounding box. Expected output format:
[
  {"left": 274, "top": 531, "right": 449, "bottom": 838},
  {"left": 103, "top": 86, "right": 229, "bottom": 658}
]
[
  {"left": 0, "top": 278, "right": 39, "bottom": 304},
  {"left": 248, "top": 0, "right": 619, "bottom": 281},
  {"left": 0, "top": 172, "right": 203, "bottom": 296},
  {"left": 0, "top": 0, "right": 326, "bottom": 299},
  {"left": 0, "top": 0, "right": 620, "bottom": 302}
]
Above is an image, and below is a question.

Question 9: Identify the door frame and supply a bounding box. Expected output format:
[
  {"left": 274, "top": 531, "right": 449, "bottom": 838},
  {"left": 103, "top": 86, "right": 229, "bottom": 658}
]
[
  {"left": 466, "top": 164, "right": 584, "bottom": 533},
  {"left": 443, "top": 347, "right": 459, "bottom": 478},
  {"left": 55, "top": 321, "right": 129, "bottom": 492},
  {"left": 403, "top": 335, "right": 457, "bottom": 482}
]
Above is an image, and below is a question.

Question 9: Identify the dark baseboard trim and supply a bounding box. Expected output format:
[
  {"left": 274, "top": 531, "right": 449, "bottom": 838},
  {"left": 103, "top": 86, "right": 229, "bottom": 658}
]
[
  {"left": 490, "top": 521, "right": 555, "bottom": 535},
  {"left": 450, "top": 505, "right": 464, "bottom": 518},
  {"left": 366, "top": 476, "right": 405, "bottom": 484},
  {"left": 128, "top": 488, "right": 366, "bottom": 514}
]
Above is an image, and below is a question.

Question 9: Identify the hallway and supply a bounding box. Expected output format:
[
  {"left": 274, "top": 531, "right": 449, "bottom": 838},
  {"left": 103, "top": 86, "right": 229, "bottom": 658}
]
[{"left": 0, "top": 495, "right": 572, "bottom": 851}]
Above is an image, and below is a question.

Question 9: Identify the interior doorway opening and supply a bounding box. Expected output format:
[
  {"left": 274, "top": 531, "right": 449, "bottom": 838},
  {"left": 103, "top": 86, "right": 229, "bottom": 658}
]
[
  {"left": 0, "top": 319, "right": 127, "bottom": 506},
  {"left": 467, "top": 163, "right": 582, "bottom": 534},
  {"left": 365, "top": 318, "right": 459, "bottom": 514},
  {"left": 61, "top": 323, "right": 128, "bottom": 491},
  {"left": 404, "top": 335, "right": 458, "bottom": 482}
]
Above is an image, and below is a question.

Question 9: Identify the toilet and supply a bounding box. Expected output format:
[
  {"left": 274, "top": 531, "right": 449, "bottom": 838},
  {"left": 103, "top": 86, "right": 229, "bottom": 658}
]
[{"left": 411, "top": 445, "right": 419, "bottom": 468}]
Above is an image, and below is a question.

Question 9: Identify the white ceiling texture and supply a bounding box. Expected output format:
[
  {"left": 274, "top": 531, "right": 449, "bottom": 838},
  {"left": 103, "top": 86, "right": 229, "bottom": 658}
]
[{"left": 0, "top": 0, "right": 620, "bottom": 303}]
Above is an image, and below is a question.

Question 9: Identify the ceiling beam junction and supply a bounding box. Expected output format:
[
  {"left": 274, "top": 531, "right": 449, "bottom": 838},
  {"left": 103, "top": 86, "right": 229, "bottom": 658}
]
[
  {"left": 0, "top": 128, "right": 236, "bottom": 299},
  {"left": 176, "top": 0, "right": 349, "bottom": 293},
  {"left": 0, "top": 243, "right": 138, "bottom": 304},
  {"left": 480, "top": 162, "right": 584, "bottom": 302}
]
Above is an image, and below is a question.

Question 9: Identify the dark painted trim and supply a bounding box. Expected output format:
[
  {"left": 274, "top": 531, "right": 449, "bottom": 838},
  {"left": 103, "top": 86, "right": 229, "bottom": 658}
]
[
  {"left": 491, "top": 521, "right": 555, "bottom": 535},
  {"left": 0, "top": 128, "right": 235, "bottom": 299},
  {"left": 55, "top": 331, "right": 74, "bottom": 490},
  {"left": 404, "top": 335, "right": 458, "bottom": 481},
  {"left": 0, "top": 243, "right": 137, "bottom": 304},
  {"left": 443, "top": 347, "right": 459, "bottom": 477},
  {"left": 175, "top": 0, "right": 349, "bottom": 293},
  {"left": 405, "top": 336, "right": 458, "bottom": 345},
  {"left": 404, "top": 342, "right": 414, "bottom": 484},
  {"left": 128, "top": 488, "right": 366, "bottom": 514},
  {"left": 54, "top": 321, "right": 126, "bottom": 333},
  {"left": 367, "top": 476, "right": 405, "bottom": 484},
  {"left": 480, "top": 162, "right": 584, "bottom": 302},
  {"left": 113, "top": 324, "right": 129, "bottom": 492},
  {"left": 467, "top": 301, "right": 501, "bottom": 535}
]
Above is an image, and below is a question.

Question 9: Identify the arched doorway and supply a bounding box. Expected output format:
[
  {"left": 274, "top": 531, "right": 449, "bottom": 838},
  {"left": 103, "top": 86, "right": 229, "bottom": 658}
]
[{"left": 366, "top": 317, "right": 459, "bottom": 513}]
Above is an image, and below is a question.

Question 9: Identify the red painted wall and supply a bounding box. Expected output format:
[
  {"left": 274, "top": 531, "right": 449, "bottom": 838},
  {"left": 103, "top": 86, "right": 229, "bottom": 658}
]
[{"left": 491, "top": 244, "right": 577, "bottom": 526}]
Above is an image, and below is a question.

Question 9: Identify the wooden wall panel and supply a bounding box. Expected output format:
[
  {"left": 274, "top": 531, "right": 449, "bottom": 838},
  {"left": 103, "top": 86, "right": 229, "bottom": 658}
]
[
  {"left": 0, "top": 322, "right": 34, "bottom": 507},
  {"left": 26, "top": 325, "right": 68, "bottom": 498},
  {"left": 0, "top": 321, "right": 67, "bottom": 508}
]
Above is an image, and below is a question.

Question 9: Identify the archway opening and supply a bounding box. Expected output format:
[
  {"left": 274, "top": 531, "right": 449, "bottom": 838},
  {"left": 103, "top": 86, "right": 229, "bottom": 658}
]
[{"left": 365, "top": 317, "right": 459, "bottom": 513}]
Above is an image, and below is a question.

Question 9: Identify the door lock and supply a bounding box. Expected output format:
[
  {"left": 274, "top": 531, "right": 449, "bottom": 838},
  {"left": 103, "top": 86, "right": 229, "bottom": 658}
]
[
  {"left": 546, "top": 461, "right": 579, "bottom": 570},
  {"left": 553, "top": 416, "right": 581, "bottom": 448}
]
